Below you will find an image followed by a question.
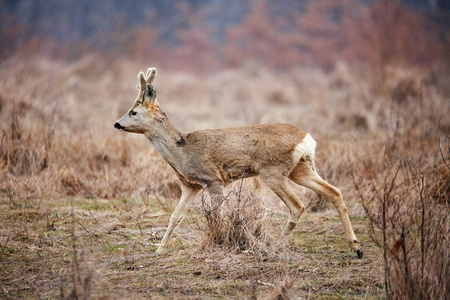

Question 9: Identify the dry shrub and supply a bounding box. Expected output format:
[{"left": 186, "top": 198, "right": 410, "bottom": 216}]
[
  {"left": 196, "top": 179, "right": 278, "bottom": 258},
  {"left": 60, "top": 167, "right": 95, "bottom": 198},
  {"left": 0, "top": 103, "right": 53, "bottom": 176},
  {"left": 349, "top": 87, "right": 449, "bottom": 299},
  {"left": 354, "top": 157, "right": 449, "bottom": 300}
]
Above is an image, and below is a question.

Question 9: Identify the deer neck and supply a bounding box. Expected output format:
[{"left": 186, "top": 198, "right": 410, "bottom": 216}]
[{"left": 144, "top": 109, "right": 186, "bottom": 170}]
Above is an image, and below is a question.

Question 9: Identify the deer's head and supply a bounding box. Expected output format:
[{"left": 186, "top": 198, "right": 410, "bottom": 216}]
[{"left": 114, "top": 67, "right": 159, "bottom": 134}]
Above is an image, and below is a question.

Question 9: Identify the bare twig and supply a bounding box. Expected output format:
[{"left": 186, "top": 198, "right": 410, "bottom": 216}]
[
  {"left": 124, "top": 203, "right": 144, "bottom": 236},
  {"left": 436, "top": 116, "right": 450, "bottom": 170},
  {"left": 0, "top": 233, "right": 11, "bottom": 260},
  {"left": 153, "top": 193, "right": 168, "bottom": 212},
  {"left": 0, "top": 284, "right": 9, "bottom": 299},
  {"left": 87, "top": 209, "right": 98, "bottom": 224},
  {"left": 382, "top": 195, "right": 391, "bottom": 300},
  {"left": 419, "top": 175, "right": 425, "bottom": 298},
  {"left": 257, "top": 280, "right": 274, "bottom": 287},
  {"left": 75, "top": 219, "right": 91, "bottom": 235},
  {"left": 1, "top": 189, "right": 16, "bottom": 208}
]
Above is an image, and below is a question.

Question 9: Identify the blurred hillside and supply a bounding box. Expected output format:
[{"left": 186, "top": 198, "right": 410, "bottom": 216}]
[{"left": 1, "top": 0, "right": 449, "bottom": 71}]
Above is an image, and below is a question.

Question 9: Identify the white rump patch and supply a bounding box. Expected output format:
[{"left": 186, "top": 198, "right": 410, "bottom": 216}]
[
  {"left": 292, "top": 133, "right": 316, "bottom": 165},
  {"left": 303, "top": 133, "right": 317, "bottom": 157}
]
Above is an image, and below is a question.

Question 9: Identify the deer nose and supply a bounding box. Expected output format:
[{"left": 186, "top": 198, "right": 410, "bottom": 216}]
[{"left": 114, "top": 122, "right": 124, "bottom": 130}]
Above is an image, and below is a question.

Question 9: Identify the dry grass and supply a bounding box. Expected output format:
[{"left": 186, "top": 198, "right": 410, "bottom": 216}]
[
  {"left": 354, "top": 157, "right": 449, "bottom": 299},
  {"left": 0, "top": 55, "right": 449, "bottom": 298},
  {"left": 195, "top": 179, "right": 281, "bottom": 259}
]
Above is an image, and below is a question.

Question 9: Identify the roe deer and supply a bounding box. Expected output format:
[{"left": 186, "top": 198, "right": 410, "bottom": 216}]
[{"left": 114, "top": 67, "right": 363, "bottom": 258}]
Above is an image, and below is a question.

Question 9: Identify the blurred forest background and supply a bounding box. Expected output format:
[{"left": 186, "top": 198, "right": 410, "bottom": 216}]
[
  {"left": 0, "top": 0, "right": 449, "bottom": 299},
  {"left": 1, "top": 0, "right": 449, "bottom": 71}
]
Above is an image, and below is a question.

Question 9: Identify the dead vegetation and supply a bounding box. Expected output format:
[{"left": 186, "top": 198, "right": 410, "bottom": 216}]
[
  {"left": 195, "top": 179, "right": 280, "bottom": 259},
  {"left": 356, "top": 159, "right": 449, "bottom": 300},
  {"left": 0, "top": 55, "right": 449, "bottom": 299}
]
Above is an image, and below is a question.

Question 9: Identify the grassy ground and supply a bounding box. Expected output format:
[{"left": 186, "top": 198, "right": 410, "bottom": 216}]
[
  {"left": 0, "top": 56, "right": 448, "bottom": 299},
  {"left": 0, "top": 195, "right": 383, "bottom": 299}
]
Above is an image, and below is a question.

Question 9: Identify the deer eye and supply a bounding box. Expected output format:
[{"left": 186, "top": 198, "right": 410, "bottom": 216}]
[{"left": 131, "top": 111, "right": 137, "bottom": 116}]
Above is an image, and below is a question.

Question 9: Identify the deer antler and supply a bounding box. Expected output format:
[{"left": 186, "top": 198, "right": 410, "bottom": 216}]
[
  {"left": 136, "top": 68, "right": 157, "bottom": 91},
  {"left": 137, "top": 72, "right": 146, "bottom": 90},
  {"left": 146, "top": 67, "right": 157, "bottom": 85}
]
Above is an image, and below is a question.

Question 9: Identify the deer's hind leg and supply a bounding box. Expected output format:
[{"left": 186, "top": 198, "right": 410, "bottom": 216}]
[
  {"left": 259, "top": 170, "right": 306, "bottom": 238},
  {"left": 289, "top": 160, "right": 363, "bottom": 258}
]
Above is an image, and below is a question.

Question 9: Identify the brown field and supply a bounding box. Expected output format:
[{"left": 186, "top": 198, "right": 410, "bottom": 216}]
[{"left": 0, "top": 56, "right": 448, "bottom": 299}]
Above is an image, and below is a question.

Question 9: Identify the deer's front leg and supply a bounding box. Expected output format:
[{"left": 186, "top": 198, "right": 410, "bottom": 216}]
[
  {"left": 207, "top": 181, "right": 225, "bottom": 213},
  {"left": 156, "top": 184, "right": 199, "bottom": 254}
]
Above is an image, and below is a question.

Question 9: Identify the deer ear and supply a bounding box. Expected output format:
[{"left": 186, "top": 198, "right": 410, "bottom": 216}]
[
  {"left": 146, "top": 67, "right": 157, "bottom": 85},
  {"left": 137, "top": 72, "right": 146, "bottom": 89},
  {"left": 144, "top": 84, "right": 157, "bottom": 105}
]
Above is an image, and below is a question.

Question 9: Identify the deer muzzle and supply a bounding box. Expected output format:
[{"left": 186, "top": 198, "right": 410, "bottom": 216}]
[{"left": 114, "top": 122, "right": 125, "bottom": 130}]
